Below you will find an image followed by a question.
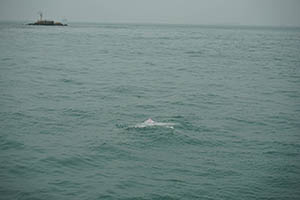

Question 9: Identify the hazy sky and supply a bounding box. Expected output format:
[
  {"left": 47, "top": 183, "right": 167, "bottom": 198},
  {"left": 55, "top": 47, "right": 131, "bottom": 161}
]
[{"left": 0, "top": 0, "right": 300, "bottom": 26}]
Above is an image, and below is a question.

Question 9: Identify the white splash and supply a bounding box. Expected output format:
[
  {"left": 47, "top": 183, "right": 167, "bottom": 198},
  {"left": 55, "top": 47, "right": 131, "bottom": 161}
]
[{"left": 134, "top": 118, "right": 175, "bottom": 129}]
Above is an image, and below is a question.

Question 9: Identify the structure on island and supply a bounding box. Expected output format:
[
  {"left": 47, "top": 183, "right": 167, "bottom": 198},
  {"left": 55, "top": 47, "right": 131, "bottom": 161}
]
[{"left": 27, "top": 12, "right": 67, "bottom": 26}]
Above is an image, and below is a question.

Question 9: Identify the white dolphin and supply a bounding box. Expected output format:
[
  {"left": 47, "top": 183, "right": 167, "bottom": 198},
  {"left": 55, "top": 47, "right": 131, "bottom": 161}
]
[{"left": 134, "top": 118, "right": 175, "bottom": 129}]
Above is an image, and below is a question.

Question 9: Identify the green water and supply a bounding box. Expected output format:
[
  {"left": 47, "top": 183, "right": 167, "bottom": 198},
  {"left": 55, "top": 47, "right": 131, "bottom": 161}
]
[{"left": 0, "top": 22, "right": 300, "bottom": 199}]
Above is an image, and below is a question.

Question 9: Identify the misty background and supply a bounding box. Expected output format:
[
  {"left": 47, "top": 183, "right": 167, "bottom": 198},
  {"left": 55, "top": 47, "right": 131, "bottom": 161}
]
[{"left": 0, "top": 0, "right": 300, "bottom": 26}]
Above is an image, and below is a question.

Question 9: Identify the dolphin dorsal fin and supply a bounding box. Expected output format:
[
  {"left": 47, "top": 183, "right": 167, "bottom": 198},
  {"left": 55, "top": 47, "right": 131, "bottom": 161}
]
[{"left": 145, "top": 118, "right": 154, "bottom": 123}]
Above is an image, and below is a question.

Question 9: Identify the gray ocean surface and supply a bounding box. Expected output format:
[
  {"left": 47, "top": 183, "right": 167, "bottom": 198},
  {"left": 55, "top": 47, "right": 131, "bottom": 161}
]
[{"left": 0, "top": 22, "right": 300, "bottom": 200}]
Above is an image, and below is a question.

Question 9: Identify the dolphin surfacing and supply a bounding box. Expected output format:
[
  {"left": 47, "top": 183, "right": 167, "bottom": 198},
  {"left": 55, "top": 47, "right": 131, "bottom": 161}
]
[{"left": 134, "top": 118, "right": 175, "bottom": 129}]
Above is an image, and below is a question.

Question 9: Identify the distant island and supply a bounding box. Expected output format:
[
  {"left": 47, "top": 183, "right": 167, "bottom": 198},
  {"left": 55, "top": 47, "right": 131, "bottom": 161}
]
[
  {"left": 27, "top": 20, "right": 67, "bottom": 26},
  {"left": 27, "top": 12, "right": 67, "bottom": 26}
]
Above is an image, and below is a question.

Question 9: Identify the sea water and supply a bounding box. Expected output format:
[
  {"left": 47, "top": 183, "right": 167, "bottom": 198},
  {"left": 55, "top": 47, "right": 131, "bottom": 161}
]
[{"left": 0, "top": 22, "right": 300, "bottom": 199}]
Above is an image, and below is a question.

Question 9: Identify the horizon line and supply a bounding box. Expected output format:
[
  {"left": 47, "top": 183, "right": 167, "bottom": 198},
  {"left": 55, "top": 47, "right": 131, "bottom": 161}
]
[{"left": 1, "top": 19, "right": 300, "bottom": 29}]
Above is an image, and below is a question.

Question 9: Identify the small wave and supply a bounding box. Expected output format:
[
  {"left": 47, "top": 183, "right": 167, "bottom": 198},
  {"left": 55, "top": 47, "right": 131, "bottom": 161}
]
[
  {"left": 121, "top": 125, "right": 208, "bottom": 147},
  {"left": 144, "top": 61, "right": 156, "bottom": 66},
  {"left": 41, "top": 154, "right": 100, "bottom": 171},
  {"left": 61, "top": 108, "right": 95, "bottom": 120},
  {"left": 1, "top": 57, "right": 12, "bottom": 61},
  {"left": 185, "top": 50, "right": 204, "bottom": 57},
  {"left": 1, "top": 139, "right": 25, "bottom": 150},
  {"left": 225, "top": 116, "right": 268, "bottom": 126},
  {"left": 59, "top": 78, "right": 83, "bottom": 85}
]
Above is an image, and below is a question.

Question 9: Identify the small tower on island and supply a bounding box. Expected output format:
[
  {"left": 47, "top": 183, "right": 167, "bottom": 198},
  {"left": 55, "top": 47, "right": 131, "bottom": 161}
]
[{"left": 38, "top": 11, "right": 43, "bottom": 22}]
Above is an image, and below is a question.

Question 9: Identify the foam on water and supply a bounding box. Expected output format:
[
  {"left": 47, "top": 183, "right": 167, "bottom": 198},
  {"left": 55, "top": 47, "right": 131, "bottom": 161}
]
[{"left": 134, "top": 118, "right": 176, "bottom": 129}]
